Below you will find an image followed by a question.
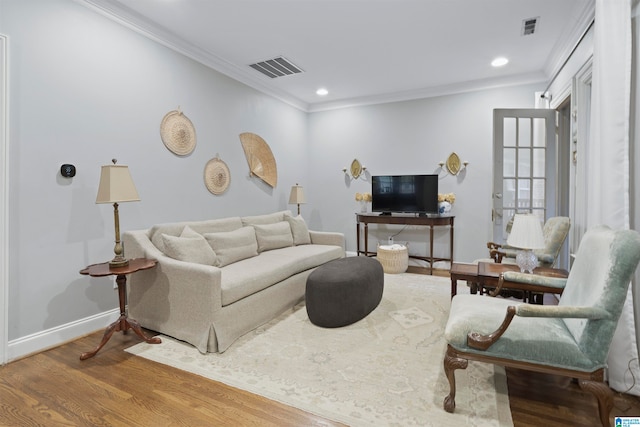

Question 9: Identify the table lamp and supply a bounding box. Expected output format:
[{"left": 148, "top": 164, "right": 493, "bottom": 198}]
[
  {"left": 288, "top": 183, "right": 306, "bottom": 215},
  {"left": 96, "top": 159, "right": 140, "bottom": 267},
  {"left": 506, "top": 213, "right": 545, "bottom": 273}
]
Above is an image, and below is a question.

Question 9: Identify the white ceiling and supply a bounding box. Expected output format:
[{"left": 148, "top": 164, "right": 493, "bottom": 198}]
[{"left": 81, "top": 0, "right": 595, "bottom": 112}]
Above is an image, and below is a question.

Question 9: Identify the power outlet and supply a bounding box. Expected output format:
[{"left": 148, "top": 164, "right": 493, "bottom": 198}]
[{"left": 113, "top": 277, "right": 118, "bottom": 290}]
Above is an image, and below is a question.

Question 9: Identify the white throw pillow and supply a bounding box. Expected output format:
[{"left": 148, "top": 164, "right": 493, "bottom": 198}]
[
  {"left": 161, "top": 226, "right": 217, "bottom": 265},
  {"left": 285, "top": 214, "right": 311, "bottom": 245},
  {"left": 253, "top": 221, "right": 294, "bottom": 252},
  {"left": 204, "top": 226, "right": 259, "bottom": 267}
]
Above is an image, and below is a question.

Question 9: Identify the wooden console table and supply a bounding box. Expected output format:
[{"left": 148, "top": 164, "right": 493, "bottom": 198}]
[{"left": 356, "top": 213, "right": 454, "bottom": 275}]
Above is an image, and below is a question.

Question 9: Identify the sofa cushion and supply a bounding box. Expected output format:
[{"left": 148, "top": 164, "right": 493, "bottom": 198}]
[
  {"left": 204, "top": 226, "right": 258, "bottom": 267},
  {"left": 285, "top": 214, "right": 311, "bottom": 245},
  {"left": 220, "top": 244, "right": 344, "bottom": 306},
  {"left": 161, "top": 226, "right": 217, "bottom": 265},
  {"left": 241, "top": 210, "right": 292, "bottom": 226},
  {"left": 149, "top": 217, "right": 242, "bottom": 253},
  {"left": 254, "top": 221, "right": 294, "bottom": 252}
]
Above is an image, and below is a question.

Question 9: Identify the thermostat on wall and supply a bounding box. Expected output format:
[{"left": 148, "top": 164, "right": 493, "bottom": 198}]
[{"left": 60, "top": 164, "right": 76, "bottom": 178}]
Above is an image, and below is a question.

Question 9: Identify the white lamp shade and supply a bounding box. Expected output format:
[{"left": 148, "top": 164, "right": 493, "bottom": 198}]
[
  {"left": 95, "top": 164, "right": 140, "bottom": 204},
  {"left": 506, "top": 214, "right": 545, "bottom": 249},
  {"left": 288, "top": 184, "right": 306, "bottom": 205}
]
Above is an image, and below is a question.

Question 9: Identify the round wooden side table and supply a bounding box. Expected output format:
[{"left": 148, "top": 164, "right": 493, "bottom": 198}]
[{"left": 79, "top": 258, "right": 161, "bottom": 360}]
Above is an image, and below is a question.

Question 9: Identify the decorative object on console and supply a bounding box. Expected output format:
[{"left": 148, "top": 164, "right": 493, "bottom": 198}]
[
  {"left": 438, "top": 152, "right": 469, "bottom": 176},
  {"left": 160, "top": 107, "right": 196, "bottom": 156},
  {"left": 355, "top": 192, "right": 372, "bottom": 212},
  {"left": 95, "top": 159, "right": 140, "bottom": 267},
  {"left": 239, "top": 132, "right": 278, "bottom": 187},
  {"left": 506, "top": 213, "right": 545, "bottom": 273},
  {"left": 437, "top": 192, "right": 455, "bottom": 214},
  {"left": 204, "top": 155, "right": 230, "bottom": 195},
  {"left": 342, "top": 158, "right": 367, "bottom": 179},
  {"left": 288, "top": 183, "right": 306, "bottom": 215}
]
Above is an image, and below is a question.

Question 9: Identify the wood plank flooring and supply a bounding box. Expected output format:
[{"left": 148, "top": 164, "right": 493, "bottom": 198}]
[{"left": 2, "top": 328, "right": 640, "bottom": 426}]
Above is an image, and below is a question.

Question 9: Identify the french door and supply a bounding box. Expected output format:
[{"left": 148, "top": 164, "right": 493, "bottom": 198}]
[{"left": 492, "top": 108, "right": 557, "bottom": 243}]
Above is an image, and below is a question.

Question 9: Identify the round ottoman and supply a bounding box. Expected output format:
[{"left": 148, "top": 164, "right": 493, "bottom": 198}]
[
  {"left": 306, "top": 257, "right": 384, "bottom": 328},
  {"left": 377, "top": 244, "right": 409, "bottom": 274}
]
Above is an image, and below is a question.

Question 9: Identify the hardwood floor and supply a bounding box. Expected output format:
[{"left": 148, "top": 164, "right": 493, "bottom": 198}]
[{"left": 2, "top": 329, "right": 640, "bottom": 426}]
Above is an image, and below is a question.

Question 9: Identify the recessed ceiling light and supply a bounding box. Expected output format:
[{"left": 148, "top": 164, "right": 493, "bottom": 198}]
[
  {"left": 316, "top": 88, "right": 329, "bottom": 96},
  {"left": 491, "top": 57, "right": 509, "bottom": 67}
]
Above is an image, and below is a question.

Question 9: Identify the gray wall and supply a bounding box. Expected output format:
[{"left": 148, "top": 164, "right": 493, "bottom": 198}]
[
  {"left": 307, "top": 85, "right": 542, "bottom": 264},
  {"left": 2, "top": 0, "right": 542, "bottom": 343},
  {"left": 2, "top": 0, "right": 308, "bottom": 340}
]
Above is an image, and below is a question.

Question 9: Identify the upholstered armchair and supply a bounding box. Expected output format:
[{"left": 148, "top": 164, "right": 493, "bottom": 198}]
[
  {"left": 488, "top": 216, "right": 570, "bottom": 267},
  {"left": 444, "top": 226, "right": 640, "bottom": 426}
]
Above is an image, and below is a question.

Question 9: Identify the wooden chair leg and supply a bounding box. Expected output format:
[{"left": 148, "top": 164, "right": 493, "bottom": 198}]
[
  {"left": 578, "top": 379, "right": 613, "bottom": 427},
  {"left": 443, "top": 346, "right": 468, "bottom": 413}
]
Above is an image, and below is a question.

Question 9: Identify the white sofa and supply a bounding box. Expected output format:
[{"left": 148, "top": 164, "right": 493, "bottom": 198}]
[{"left": 123, "top": 210, "right": 345, "bottom": 353}]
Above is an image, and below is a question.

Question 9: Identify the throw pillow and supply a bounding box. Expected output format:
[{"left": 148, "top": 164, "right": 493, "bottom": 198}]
[
  {"left": 253, "top": 221, "right": 294, "bottom": 252},
  {"left": 285, "top": 214, "right": 311, "bottom": 245},
  {"left": 204, "top": 226, "right": 259, "bottom": 267},
  {"left": 161, "top": 226, "right": 217, "bottom": 265},
  {"left": 241, "top": 210, "right": 291, "bottom": 226}
]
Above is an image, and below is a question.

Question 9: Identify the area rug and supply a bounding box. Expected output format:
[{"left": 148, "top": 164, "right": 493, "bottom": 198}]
[{"left": 126, "top": 273, "right": 513, "bottom": 426}]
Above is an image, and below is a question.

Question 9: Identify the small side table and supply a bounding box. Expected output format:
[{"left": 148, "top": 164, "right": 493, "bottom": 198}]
[{"left": 79, "top": 258, "right": 161, "bottom": 360}]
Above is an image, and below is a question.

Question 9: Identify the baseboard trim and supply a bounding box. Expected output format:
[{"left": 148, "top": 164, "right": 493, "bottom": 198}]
[{"left": 7, "top": 308, "right": 119, "bottom": 362}]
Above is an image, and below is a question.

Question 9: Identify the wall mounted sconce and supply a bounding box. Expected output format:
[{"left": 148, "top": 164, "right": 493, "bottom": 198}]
[
  {"left": 438, "top": 152, "right": 469, "bottom": 176},
  {"left": 343, "top": 158, "right": 367, "bottom": 179}
]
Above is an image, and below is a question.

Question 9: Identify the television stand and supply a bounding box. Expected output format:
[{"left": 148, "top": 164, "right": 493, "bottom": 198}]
[{"left": 356, "top": 213, "right": 454, "bottom": 275}]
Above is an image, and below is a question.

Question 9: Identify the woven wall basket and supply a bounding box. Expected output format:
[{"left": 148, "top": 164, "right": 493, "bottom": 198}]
[
  {"left": 160, "top": 109, "right": 196, "bottom": 156},
  {"left": 204, "top": 156, "right": 230, "bottom": 195}
]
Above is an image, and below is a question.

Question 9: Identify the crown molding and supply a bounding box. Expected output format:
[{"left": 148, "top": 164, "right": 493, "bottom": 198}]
[
  {"left": 77, "top": 0, "right": 570, "bottom": 113},
  {"left": 307, "top": 71, "right": 548, "bottom": 113},
  {"left": 543, "top": 1, "right": 595, "bottom": 79},
  {"left": 75, "top": 0, "right": 310, "bottom": 111}
]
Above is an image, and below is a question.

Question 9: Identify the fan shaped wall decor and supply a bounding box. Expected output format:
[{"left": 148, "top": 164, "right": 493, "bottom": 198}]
[{"left": 239, "top": 132, "right": 278, "bottom": 188}]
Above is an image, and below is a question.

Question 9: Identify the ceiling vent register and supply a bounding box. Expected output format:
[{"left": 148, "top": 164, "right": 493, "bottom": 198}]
[
  {"left": 249, "top": 56, "right": 304, "bottom": 78},
  {"left": 522, "top": 17, "right": 539, "bottom": 36}
]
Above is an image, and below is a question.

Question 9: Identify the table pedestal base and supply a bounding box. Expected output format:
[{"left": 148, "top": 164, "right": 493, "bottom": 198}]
[
  {"left": 80, "top": 315, "right": 161, "bottom": 360},
  {"left": 79, "top": 269, "right": 161, "bottom": 360}
]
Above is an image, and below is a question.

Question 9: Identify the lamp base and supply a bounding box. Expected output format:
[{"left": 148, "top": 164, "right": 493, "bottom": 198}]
[
  {"left": 515, "top": 250, "right": 538, "bottom": 274},
  {"left": 109, "top": 257, "right": 129, "bottom": 268}
]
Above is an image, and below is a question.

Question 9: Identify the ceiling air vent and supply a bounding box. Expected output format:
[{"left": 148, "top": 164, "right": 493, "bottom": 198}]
[
  {"left": 522, "top": 17, "right": 539, "bottom": 36},
  {"left": 249, "top": 56, "right": 304, "bottom": 78}
]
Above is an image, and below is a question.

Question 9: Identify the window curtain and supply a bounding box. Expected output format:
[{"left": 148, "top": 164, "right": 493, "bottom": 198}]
[{"left": 588, "top": 0, "right": 637, "bottom": 394}]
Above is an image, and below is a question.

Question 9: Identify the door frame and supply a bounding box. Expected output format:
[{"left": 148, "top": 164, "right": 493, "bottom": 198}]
[{"left": 1, "top": 34, "right": 9, "bottom": 365}]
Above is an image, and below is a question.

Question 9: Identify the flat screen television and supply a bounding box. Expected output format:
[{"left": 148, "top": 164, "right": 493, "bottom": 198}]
[{"left": 371, "top": 174, "right": 438, "bottom": 215}]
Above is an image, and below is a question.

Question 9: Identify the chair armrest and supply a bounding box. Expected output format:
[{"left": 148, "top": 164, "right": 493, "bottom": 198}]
[
  {"left": 468, "top": 306, "right": 517, "bottom": 350},
  {"left": 536, "top": 253, "right": 555, "bottom": 265},
  {"left": 489, "top": 249, "right": 505, "bottom": 263},
  {"left": 467, "top": 304, "right": 608, "bottom": 351},
  {"left": 487, "top": 241, "right": 503, "bottom": 250},
  {"left": 502, "top": 271, "right": 568, "bottom": 289},
  {"left": 514, "top": 304, "right": 608, "bottom": 319}
]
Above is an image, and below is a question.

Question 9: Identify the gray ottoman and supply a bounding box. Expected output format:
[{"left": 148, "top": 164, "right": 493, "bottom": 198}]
[{"left": 306, "top": 256, "right": 384, "bottom": 328}]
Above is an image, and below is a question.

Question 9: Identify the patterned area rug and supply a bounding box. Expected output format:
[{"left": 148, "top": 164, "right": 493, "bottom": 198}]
[{"left": 127, "top": 273, "right": 513, "bottom": 426}]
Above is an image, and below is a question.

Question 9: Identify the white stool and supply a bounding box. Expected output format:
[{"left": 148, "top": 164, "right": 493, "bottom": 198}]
[{"left": 377, "top": 244, "right": 409, "bottom": 274}]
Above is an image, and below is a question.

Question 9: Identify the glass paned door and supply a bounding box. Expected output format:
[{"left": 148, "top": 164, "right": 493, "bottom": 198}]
[{"left": 493, "top": 109, "right": 557, "bottom": 242}]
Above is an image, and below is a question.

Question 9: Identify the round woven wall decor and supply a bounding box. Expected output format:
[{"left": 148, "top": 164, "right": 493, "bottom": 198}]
[
  {"left": 160, "top": 109, "right": 196, "bottom": 156},
  {"left": 204, "top": 157, "right": 230, "bottom": 195}
]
